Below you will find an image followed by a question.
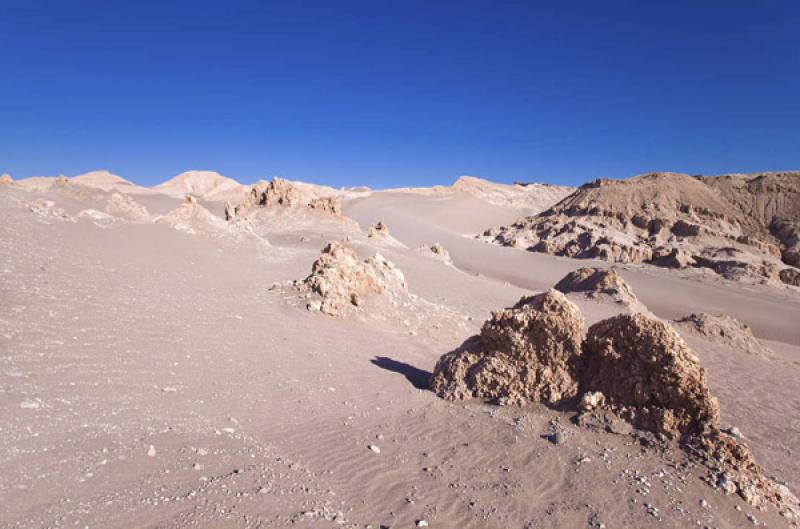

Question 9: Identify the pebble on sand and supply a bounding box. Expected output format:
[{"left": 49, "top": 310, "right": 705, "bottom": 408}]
[{"left": 368, "top": 444, "right": 381, "bottom": 454}]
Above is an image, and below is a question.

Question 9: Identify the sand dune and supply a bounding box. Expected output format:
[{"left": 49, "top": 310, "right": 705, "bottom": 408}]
[{"left": 154, "top": 170, "right": 245, "bottom": 200}]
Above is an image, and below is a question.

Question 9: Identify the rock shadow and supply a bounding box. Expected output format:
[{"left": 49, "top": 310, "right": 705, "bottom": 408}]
[{"left": 371, "top": 356, "right": 432, "bottom": 391}]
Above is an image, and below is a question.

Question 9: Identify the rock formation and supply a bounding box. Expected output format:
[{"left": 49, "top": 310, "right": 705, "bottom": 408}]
[
  {"left": 430, "top": 290, "right": 584, "bottom": 405},
  {"left": 368, "top": 221, "right": 390, "bottom": 238},
  {"left": 308, "top": 196, "right": 342, "bottom": 215},
  {"left": 0, "top": 173, "right": 12, "bottom": 184},
  {"left": 263, "top": 177, "right": 302, "bottom": 207},
  {"left": 581, "top": 313, "right": 720, "bottom": 438},
  {"left": 674, "top": 312, "right": 772, "bottom": 356},
  {"left": 480, "top": 172, "right": 800, "bottom": 286},
  {"left": 297, "top": 242, "right": 406, "bottom": 316},
  {"left": 415, "top": 243, "right": 452, "bottom": 265},
  {"left": 692, "top": 426, "right": 800, "bottom": 518},
  {"left": 430, "top": 276, "right": 797, "bottom": 517},
  {"left": 224, "top": 178, "right": 343, "bottom": 221},
  {"left": 554, "top": 267, "right": 637, "bottom": 304},
  {"left": 28, "top": 199, "right": 73, "bottom": 221}
]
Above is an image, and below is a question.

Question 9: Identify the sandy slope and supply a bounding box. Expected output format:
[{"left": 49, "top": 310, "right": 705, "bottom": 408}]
[
  {"left": 344, "top": 191, "right": 800, "bottom": 345},
  {"left": 1, "top": 181, "right": 798, "bottom": 529},
  {"left": 153, "top": 170, "right": 245, "bottom": 201}
]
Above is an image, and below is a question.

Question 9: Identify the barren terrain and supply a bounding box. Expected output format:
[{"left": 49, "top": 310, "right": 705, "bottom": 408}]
[{"left": 1, "top": 171, "right": 798, "bottom": 529}]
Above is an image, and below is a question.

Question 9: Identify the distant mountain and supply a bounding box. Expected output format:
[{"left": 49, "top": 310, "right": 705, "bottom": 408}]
[
  {"left": 386, "top": 175, "right": 574, "bottom": 215},
  {"left": 153, "top": 170, "right": 244, "bottom": 200},
  {"left": 72, "top": 170, "right": 153, "bottom": 194}
]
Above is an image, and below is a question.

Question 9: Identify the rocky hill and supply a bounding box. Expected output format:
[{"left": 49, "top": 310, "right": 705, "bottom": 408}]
[{"left": 480, "top": 172, "right": 800, "bottom": 286}]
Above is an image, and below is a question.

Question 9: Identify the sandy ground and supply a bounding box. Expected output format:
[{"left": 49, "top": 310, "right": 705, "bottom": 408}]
[{"left": 1, "top": 183, "right": 798, "bottom": 529}]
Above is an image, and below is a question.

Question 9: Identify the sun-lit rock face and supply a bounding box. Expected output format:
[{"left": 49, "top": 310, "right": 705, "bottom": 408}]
[
  {"left": 431, "top": 289, "right": 584, "bottom": 406},
  {"left": 298, "top": 241, "right": 406, "bottom": 316},
  {"left": 581, "top": 313, "right": 720, "bottom": 438},
  {"left": 481, "top": 171, "right": 800, "bottom": 286}
]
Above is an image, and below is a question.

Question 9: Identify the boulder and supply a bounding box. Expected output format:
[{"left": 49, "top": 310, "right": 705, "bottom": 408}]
[
  {"left": 415, "top": 243, "right": 452, "bottom": 264},
  {"left": 779, "top": 267, "right": 800, "bottom": 286},
  {"left": 298, "top": 242, "right": 406, "bottom": 316},
  {"left": 430, "top": 290, "right": 584, "bottom": 406},
  {"left": 554, "top": 267, "right": 636, "bottom": 303},
  {"left": 581, "top": 313, "right": 720, "bottom": 438},
  {"left": 368, "top": 221, "right": 390, "bottom": 238}
]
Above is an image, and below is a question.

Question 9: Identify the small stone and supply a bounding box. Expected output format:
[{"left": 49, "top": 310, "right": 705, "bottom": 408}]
[
  {"left": 551, "top": 431, "right": 565, "bottom": 445},
  {"left": 416, "top": 521, "right": 429, "bottom": 527},
  {"left": 20, "top": 399, "right": 41, "bottom": 409},
  {"left": 579, "top": 391, "right": 605, "bottom": 411},
  {"left": 147, "top": 445, "right": 156, "bottom": 457},
  {"left": 718, "top": 474, "right": 737, "bottom": 495},
  {"left": 368, "top": 444, "right": 381, "bottom": 454},
  {"left": 723, "top": 426, "right": 744, "bottom": 439},
  {"left": 699, "top": 499, "right": 708, "bottom": 508}
]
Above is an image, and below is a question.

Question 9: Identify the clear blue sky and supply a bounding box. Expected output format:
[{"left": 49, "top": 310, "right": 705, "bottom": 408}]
[{"left": 1, "top": 1, "right": 798, "bottom": 188}]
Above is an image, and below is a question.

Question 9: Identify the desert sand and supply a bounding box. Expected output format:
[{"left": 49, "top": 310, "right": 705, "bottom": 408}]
[{"left": 1, "top": 171, "right": 798, "bottom": 529}]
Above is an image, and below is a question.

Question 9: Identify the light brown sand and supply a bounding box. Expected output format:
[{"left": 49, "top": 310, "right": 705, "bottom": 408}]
[{"left": 1, "top": 182, "right": 797, "bottom": 529}]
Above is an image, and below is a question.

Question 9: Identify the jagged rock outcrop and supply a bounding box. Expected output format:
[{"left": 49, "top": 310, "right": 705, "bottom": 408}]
[
  {"left": 224, "top": 183, "right": 266, "bottom": 220},
  {"left": 692, "top": 426, "right": 800, "bottom": 518},
  {"left": 224, "top": 178, "right": 344, "bottom": 221},
  {"left": 431, "top": 273, "right": 796, "bottom": 516},
  {"left": 308, "top": 196, "right": 342, "bottom": 215},
  {"left": 297, "top": 242, "right": 406, "bottom": 316},
  {"left": 481, "top": 172, "right": 800, "bottom": 286},
  {"left": 415, "top": 243, "right": 452, "bottom": 265},
  {"left": 554, "top": 267, "right": 637, "bottom": 304},
  {"left": 263, "top": 177, "right": 302, "bottom": 206},
  {"left": 779, "top": 267, "right": 800, "bottom": 286},
  {"left": 674, "top": 312, "right": 772, "bottom": 356},
  {"left": 431, "top": 290, "right": 584, "bottom": 406},
  {"left": 28, "top": 199, "right": 73, "bottom": 221},
  {"left": 368, "top": 221, "right": 390, "bottom": 238},
  {"left": 581, "top": 313, "right": 720, "bottom": 438}
]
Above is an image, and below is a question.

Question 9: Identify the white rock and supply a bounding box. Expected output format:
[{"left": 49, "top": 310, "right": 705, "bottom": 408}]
[
  {"left": 368, "top": 444, "right": 381, "bottom": 454},
  {"left": 147, "top": 445, "right": 157, "bottom": 457},
  {"left": 579, "top": 391, "right": 605, "bottom": 411}
]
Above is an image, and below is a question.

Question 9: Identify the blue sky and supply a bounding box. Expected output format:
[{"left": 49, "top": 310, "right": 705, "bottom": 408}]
[{"left": 1, "top": 1, "right": 798, "bottom": 188}]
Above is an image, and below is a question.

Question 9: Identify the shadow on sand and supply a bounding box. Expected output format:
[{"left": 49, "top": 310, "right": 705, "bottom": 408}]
[{"left": 371, "top": 356, "right": 432, "bottom": 390}]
